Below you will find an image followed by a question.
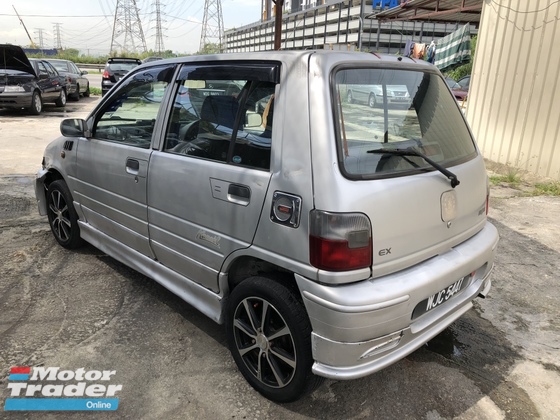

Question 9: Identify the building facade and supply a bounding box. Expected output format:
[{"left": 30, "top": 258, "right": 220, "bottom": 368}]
[{"left": 226, "top": 0, "right": 475, "bottom": 54}]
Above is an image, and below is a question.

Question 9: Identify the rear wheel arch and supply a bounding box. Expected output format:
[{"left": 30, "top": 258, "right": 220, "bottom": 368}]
[{"left": 226, "top": 256, "right": 300, "bottom": 298}]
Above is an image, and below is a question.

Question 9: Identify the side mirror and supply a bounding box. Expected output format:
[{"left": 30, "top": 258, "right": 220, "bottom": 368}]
[
  {"left": 245, "top": 112, "right": 262, "bottom": 128},
  {"left": 60, "top": 119, "right": 88, "bottom": 137},
  {"left": 81, "top": 70, "right": 89, "bottom": 75}
]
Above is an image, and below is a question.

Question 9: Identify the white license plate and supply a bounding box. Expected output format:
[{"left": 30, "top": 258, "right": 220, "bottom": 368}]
[{"left": 411, "top": 274, "right": 471, "bottom": 319}]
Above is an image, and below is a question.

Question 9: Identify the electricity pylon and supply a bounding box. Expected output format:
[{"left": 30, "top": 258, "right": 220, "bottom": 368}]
[
  {"left": 200, "top": 0, "right": 224, "bottom": 53},
  {"left": 153, "top": 0, "right": 165, "bottom": 54},
  {"left": 110, "top": 0, "right": 147, "bottom": 54}
]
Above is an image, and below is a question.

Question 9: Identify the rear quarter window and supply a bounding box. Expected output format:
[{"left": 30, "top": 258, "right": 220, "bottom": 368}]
[{"left": 333, "top": 68, "right": 477, "bottom": 179}]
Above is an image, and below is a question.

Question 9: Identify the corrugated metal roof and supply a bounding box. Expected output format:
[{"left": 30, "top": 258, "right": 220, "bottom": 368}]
[{"left": 370, "top": 0, "right": 482, "bottom": 24}]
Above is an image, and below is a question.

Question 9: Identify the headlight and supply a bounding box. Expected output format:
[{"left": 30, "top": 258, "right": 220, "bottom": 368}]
[{"left": 4, "top": 86, "right": 25, "bottom": 92}]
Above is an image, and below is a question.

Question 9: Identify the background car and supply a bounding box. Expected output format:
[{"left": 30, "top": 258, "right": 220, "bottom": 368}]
[
  {"left": 102, "top": 57, "right": 142, "bottom": 96},
  {"left": 0, "top": 44, "right": 68, "bottom": 115},
  {"left": 47, "top": 59, "right": 90, "bottom": 100},
  {"left": 142, "top": 56, "right": 163, "bottom": 63},
  {"left": 347, "top": 84, "right": 412, "bottom": 108},
  {"left": 457, "top": 75, "right": 471, "bottom": 90},
  {"left": 445, "top": 77, "right": 468, "bottom": 101}
]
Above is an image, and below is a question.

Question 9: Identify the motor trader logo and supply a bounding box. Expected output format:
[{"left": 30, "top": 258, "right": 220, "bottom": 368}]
[{"left": 4, "top": 366, "right": 122, "bottom": 411}]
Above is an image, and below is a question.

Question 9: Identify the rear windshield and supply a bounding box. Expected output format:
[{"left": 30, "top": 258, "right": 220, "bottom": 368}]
[
  {"left": 108, "top": 62, "right": 139, "bottom": 72},
  {"left": 333, "top": 67, "right": 477, "bottom": 179}
]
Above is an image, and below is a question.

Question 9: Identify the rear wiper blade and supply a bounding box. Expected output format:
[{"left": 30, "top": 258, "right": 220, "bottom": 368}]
[{"left": 367, "top": 147, "right": 460, "bottom": 188}]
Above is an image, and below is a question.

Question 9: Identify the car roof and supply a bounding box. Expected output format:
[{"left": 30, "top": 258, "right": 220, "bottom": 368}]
[{"left": 134, "top": 50, "right": 436, "bottom": 71}]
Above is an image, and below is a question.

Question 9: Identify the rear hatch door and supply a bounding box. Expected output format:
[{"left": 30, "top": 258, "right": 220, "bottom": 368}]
[{"left": 312, "top": 59, "right": 488, "bottom": 277}]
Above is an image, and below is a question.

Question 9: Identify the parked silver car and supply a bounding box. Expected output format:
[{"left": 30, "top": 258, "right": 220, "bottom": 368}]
[
  {"left": 347, "top": 83, "right": 412, "bottom": 107},
  {"left": 35, "top": 51, "right": 498, "bottom": 403}
]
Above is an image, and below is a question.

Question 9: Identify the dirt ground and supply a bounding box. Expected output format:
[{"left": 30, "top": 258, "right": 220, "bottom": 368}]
[{"left": 0, "top": 98, "right": 559, "bottom": 419}]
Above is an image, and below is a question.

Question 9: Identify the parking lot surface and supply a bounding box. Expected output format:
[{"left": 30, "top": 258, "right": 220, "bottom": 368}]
[{"left": 0, "top": 98, "right": 559, "bottom": 419}]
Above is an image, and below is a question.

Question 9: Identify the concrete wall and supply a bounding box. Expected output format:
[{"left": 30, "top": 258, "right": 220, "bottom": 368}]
[{"left": 467, "top": 0, "right": 560, "bottom": 180}]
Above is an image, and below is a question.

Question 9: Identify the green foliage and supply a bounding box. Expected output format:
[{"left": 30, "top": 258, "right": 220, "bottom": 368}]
[
  {"left": 89, "top": 87, "right": 102, "bottom": 96},
  {"left": 489, "top": 173, "right": 522, "bottom": 186},
  {"left": 532, "top": 182, "right": 560, "bottom": 196},
  {"left": 197, "top": 43, "right": 222, "bottom": 55}
]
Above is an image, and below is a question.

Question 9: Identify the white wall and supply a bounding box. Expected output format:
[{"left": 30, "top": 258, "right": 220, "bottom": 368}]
[{"left": 467, "top": 0, "right": 560, "bottom": 180}]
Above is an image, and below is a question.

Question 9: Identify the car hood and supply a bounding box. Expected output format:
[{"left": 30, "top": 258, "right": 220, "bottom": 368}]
[{"left": 0, "top": 44, "right": 35, "bottom": 76}]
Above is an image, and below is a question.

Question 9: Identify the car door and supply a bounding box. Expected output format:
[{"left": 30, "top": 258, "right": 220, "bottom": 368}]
[
  {"left": 69, "top": 61, "right": 88, "bottom": 93},
  {"left": 74, "top": 64, "right": 176, "bottom": 257},
  {"left": 147, "top": 62, "right": 280, "bottom": 292},
  {"left": 34, "top": 60, "right": 59, "bottom": 101}
]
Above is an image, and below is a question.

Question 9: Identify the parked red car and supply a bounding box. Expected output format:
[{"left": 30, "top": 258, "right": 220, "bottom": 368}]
[{"left": 445, "top": 77, "right": 468, "bottom": 101}]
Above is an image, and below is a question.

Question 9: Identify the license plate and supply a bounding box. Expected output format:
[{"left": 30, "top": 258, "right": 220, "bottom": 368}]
[{"left": 411, "top": 274, "right": 471, "bottom": 320}]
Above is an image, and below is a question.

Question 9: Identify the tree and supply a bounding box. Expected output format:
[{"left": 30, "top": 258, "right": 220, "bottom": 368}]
[{"left": 198, "top": 43, "right": 221, "bottom": 55}]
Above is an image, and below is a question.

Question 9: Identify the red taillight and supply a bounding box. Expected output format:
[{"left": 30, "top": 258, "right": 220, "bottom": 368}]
[
  {"left": 102, "top": 70, "right": 110, "bottom": 79},
  {"left": 309, "top": 210, "right": 372, "bottom": 271}
]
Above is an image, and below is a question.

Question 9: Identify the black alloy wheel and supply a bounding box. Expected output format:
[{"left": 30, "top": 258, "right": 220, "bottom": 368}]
[
  {"left": 46, "top": 180, "right": 83, "bottom": 249},
  {"left": 225, "top": 276, "right": 323, "bottom": 402}
]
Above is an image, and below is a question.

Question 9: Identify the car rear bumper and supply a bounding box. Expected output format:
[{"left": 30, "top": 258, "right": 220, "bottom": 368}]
[{"left": 295, "top": 221, "right": 499, "bottom": 380}]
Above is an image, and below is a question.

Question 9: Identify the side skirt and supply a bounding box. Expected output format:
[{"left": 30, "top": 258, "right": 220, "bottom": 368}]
[{"left": 78, "top": 221, "right": 225, "bottom": 324}]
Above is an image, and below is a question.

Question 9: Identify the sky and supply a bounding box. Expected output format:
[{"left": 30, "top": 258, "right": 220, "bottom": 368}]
[{"left": 0, "top": 0, "right": 262, "bottom": 56}]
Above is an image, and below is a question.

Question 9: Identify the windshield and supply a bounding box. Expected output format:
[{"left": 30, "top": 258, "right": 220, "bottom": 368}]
[
  {"left": 334, "top": 68, "right": 477, "bottom": 179},
  {"left": 49, "top": 61, "right": 69, "bottom": 72}
]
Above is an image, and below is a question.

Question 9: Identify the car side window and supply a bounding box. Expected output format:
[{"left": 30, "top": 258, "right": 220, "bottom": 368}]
[
  {"left": 45, "top": 62, "right": 57, "bottom": 77},
  {"left": 36, "top": 62, "right": 49, "bottom": 77},
  {"left": 163, "top": 63, "right": 280, "bottom": 171},
  {"left": 93, "top": 65, "right": 175, "bottom": 149}
]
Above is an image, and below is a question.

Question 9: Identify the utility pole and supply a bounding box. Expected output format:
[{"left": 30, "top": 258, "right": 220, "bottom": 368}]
[
  {"left": 110, "top": 0, "right": 147, "bottom": 54},
  {"left": 200, "top": 0, "right": 224, "bottom": 53},
  {"left": 273, "top": 0, "right": 284, "bottom": 50},
  {"left": 12, "top": 5, "right": 37, "bottom": 48}
]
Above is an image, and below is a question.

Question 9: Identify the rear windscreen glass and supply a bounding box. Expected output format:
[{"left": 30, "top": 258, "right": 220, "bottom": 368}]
[{"left": 333, "top": 68, "right": 477, "bottom": 179}]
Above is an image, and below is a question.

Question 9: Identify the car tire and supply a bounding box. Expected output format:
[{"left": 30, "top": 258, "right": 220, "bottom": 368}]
[
  {"left": 46, "top": 180, "right": 83, "bottom": 249},
  {"left": 71, "top": 84, "right": 80, "bottom": 101},
  {"left": 225, "top": 276, "right": 323, "bottom": 403},
  {"left": 55, "top": 88, "right": 67, "bottom": 107},
  {"left": 347, "top": 90, "right": 354, "bottom": 104},
  {"left": 29, "top": 90, "right": 42, "bottom": 115},
  {"left": 368, "top": 93, "right": 377, "bottom": 108},
  {"left": 83, "top": 84, "right": 90, "bottom": 97}
]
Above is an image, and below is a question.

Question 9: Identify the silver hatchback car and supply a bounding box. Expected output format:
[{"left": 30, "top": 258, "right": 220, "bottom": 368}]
[{"left": 36, "top": 51, "right": 498, "bottom": 402}]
